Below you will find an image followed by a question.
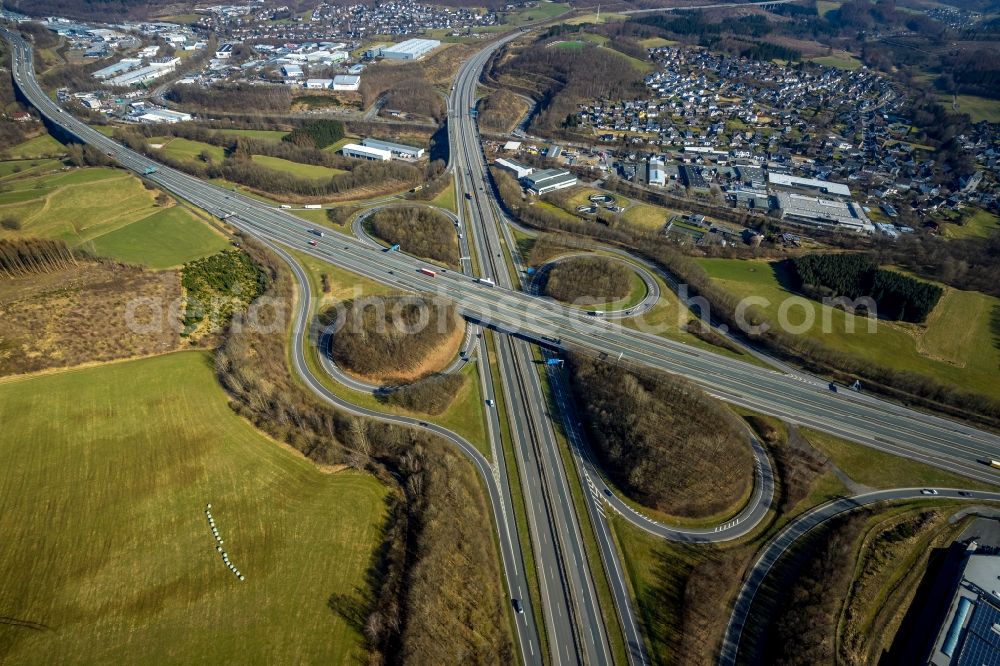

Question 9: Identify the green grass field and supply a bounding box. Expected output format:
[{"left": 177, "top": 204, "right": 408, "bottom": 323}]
[
  {"left": 0, "top": 168, "right": 230, "bottom": 267},
  {"left": 802, "top": 428, "right": 998, "bottom": 490},
  {"left": 215, "top": 128, "right": 288, "bottom": 141},
  {"left": 0, "top": 351, "right": 387, "bottom": 663},
  {"left": 698, "top": 258, "right": 1000, "bottom": 399},
  {"left": 88, "top": 206, "right": 231, "bottom": 269},
  {"left": 3, "top": 134, "right": 67, "bottom": 160},
  {"left": 943, "top": 208, "right": 999, "bottom": 239},
  {"left": 154, "top": 137, "right": 226, "bottom": 164},
  {"left": 0, "top": 158, "right": 62, "bottom": 179},
  {"left": 810, "top": 54, "right": 862, "bottom": 70},
  {"left": 250, "top": 154, "right": 346, "bottom": 180},
  {"left": 504, "top": 1, "right": 571, "bottom": 26},
  {"left": 949, "top": 95, "right": 1000, "bottom": 124},
  {"left": 554, "top": 40, "right": 586, "bottom": 50}
]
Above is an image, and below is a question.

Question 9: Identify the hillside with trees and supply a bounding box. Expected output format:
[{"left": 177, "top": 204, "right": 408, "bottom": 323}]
[
  {"left": 542, "top": 256, "right": 632, "bottom": 305},
  {"left": 789, "top": 254, "right": 943, "bottom": 323},
  {"left": 329, "top": 296, "right": 463, "bottom": 384},
  {"left": 491, "top": 39, "right": 646, "bottom": 135},
  {"left": 478, "top": 89, "right": 530, "bottom": 134},
  {"left": 283, "top": 119, "right": 345, "bottom": 149},
  {"left": 567, "top": 354, "right": 753, "bottom": 518},
  {"left": 369, "top": 207, "right": 459, "bottom": 267}
]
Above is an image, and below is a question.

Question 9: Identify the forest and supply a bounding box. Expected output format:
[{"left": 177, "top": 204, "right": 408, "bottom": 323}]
[
  {"left": 283, "top": 119, "right": 345, "bottom": 149},
  {"left": 368, "top": 207, "right": 459, "bottom": 267},
  {"left": 789, "top": 254, "right": 943, "bottom": 323},
  {"left": 0, "top": 238, "right": 78, "bottom": 278},
  {"left": 542, "top": 256, "right": 632, "bottom": 306},
  {"left": 328, "top": 296, "right": 462, "bottom": 384},
  {"left": 567, "top": 353, "right": 753, "bottom": 518}
]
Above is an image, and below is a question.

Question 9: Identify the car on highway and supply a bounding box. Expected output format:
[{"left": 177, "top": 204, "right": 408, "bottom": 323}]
[
  {"left": 308, "top": 240, "right": 318, "bottom": 247},
  {"left": 603, "top": 488, "right": 612, "bottom": 497},
  {"left": 486, "top": 399, "right": 495, "bottom": 407},
  {"left": 959, "top": 491, "right": 972, "bottom": 497},
  {"left": 828, "top": 382, "right": 838, "bottom": 392},
  {"left": 511, "top": 598, "right": 524, "bottom": 614},
  {"left": 920, "top": 489, "right": 938, "bottom": 495}
]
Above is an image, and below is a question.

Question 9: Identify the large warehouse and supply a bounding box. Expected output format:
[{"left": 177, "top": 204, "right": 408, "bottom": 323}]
[
  {"left": 341, "top": 143, "right": 391, "bottom": 161},
  {"left": 521, "top": 169, "right": 577, "bottom": 196},
  {"left": 361, "top": 137, "right": 424, "bottom": 159},
  {"left": 380, "top": 38, "right": 441, "bottom": 61},
  {"left": 775, "top": 192, "right": 873, "bottom": 233}
]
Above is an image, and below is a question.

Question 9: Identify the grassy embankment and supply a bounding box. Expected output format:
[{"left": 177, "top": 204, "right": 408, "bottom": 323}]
[
  {"left": 697, "top": 257, "right": 1000, "bottom": 399},
  {"left": 0, "top": 167, "right": 227, "bottom": 267},
  {"left": 0, "top": 351, "right": 387, "bottom": 664}
]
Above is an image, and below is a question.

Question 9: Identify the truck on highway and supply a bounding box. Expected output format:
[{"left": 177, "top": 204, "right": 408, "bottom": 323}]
[
  {"left": 303, "top": 204, "right": 322, "bottom": 210},
  {"left": 991, "top": 460, "right": 1000, "bottom": 470},
  {"left": 385, "top": 244, "right": 400, "bottom": 253},
  {"left": 142, "top": 166, "right": 157, "bottom": 175},
  {"left": 279, "top": 204, "right": 291, "bottom": 209},
  {"left": 477, "top": 277, "right": 495, "bottom": 287},
  {"left": 419, "top": 267, "right": 437, "bottom": 277},
  {"left": 307, "top": 229, "right": 324, "bottom": 237}
]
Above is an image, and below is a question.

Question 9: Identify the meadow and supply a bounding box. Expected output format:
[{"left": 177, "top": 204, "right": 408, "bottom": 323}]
[
  {"left": 698, "top": 257, "right": 1000, "bottom": 399},
  {"left": 0, "top": 168, "right": 227, "bottom": 267},
  {"left": 250, "top": 154, "right": 346, "bottom": 180},
  {"left": 0, "top": 351, "right": 387, "bottom": 664}
]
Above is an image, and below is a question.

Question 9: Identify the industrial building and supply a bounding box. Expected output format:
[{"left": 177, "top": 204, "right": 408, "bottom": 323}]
[
  {"left": 768, "top": 172, "right": 852, "bottom": 198},
  {"left": 305, "top": 78, "right": 333, "bottom": 89},
  {"left": 332, "top": 74, "right": 360, "bottom": 91},
  {"left": 215, "top": 43, "right": 233, "bottom": 59},
  {"left": 379, "top": 38, "right": 441, "bottom": 61},
  {"left": 281, "top": 64, "right": 303, "bottom": 79},
  {"left": 361, "top": 137, "right": 424, "bottom": 159},
  {"left": 648, "top": 157, "right": 666, "bottom": 187},
  {"left": 680, "top": 165, "right": 709, "bottom": 191},
  {"left": 775, "top": 192, "right": 873, "bottom": 233},
  {"left": 930, "top": 544, "right": 1000, "bottom": 665},
  {"left": 495, "top": 158, "right": 533, "bottom": 179},
  {"left": 521, "top": 169, "right": 577, "bottom": 196},
  {"left": 92, "top": 58, "right": 140, "bottom": 80},
  {"left": 342, "top": 143, "right": 391, "bottom": 161},
  {"left": 135, "top": 108, "right": 192, "bottom": 124}
]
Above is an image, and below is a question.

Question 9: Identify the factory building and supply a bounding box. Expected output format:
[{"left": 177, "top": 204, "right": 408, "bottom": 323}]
[
  {"left": 305, "top": 78, "right": 333, "bottom": 89},
  {"left": 379, "top": 38, "right": 441, "bottom": 61},
  {"left": 648, "top": 157, "right": 666, "bottom": 187},
  {"left": 361, "top": 137, "right": 424, "bottom": 159},
  {"left": 342, "top": 143, "right": 391, "bottom": 161},
  {"left": 332, "top": 74, "right": 360, "bottom": 91},
  {"left": 136, "top": 108, "right": 193, "bottom": 124},
  {"left": 521, "top": 169, "right": 578, "bottom": 196},
  {"left": 775, "top": 192, "right": 873, "bottom": 233},
  {"left": 495, "top": 158, "right": 533, "bottom": 179},
  {"left": 92, "top": 58, "right": 141, "bottom": 80},
  {"left": 768, "top": 172, "right": 852, "bottom": 198},
  {"left": 215, "top": 43, "right": 233, "bottom": 59}
]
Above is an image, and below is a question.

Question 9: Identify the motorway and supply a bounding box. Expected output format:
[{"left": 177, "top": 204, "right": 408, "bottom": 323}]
[
  {"left": 8, "top": 19, "right": 1000, "bottom": 665},
  {"left": 449, "top": 31, "right": 618, "bottom": 666},
  {"left": 718, "top": 488, "right": 1000, "bottom": 665},
  {"left": 8, "top": 27, "right": 998, "bottom": 493}
]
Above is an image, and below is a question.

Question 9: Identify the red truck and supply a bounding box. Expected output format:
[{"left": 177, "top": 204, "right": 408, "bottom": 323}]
[{"left": 419, "top": 267, "right": 437, "bottom": 277}]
